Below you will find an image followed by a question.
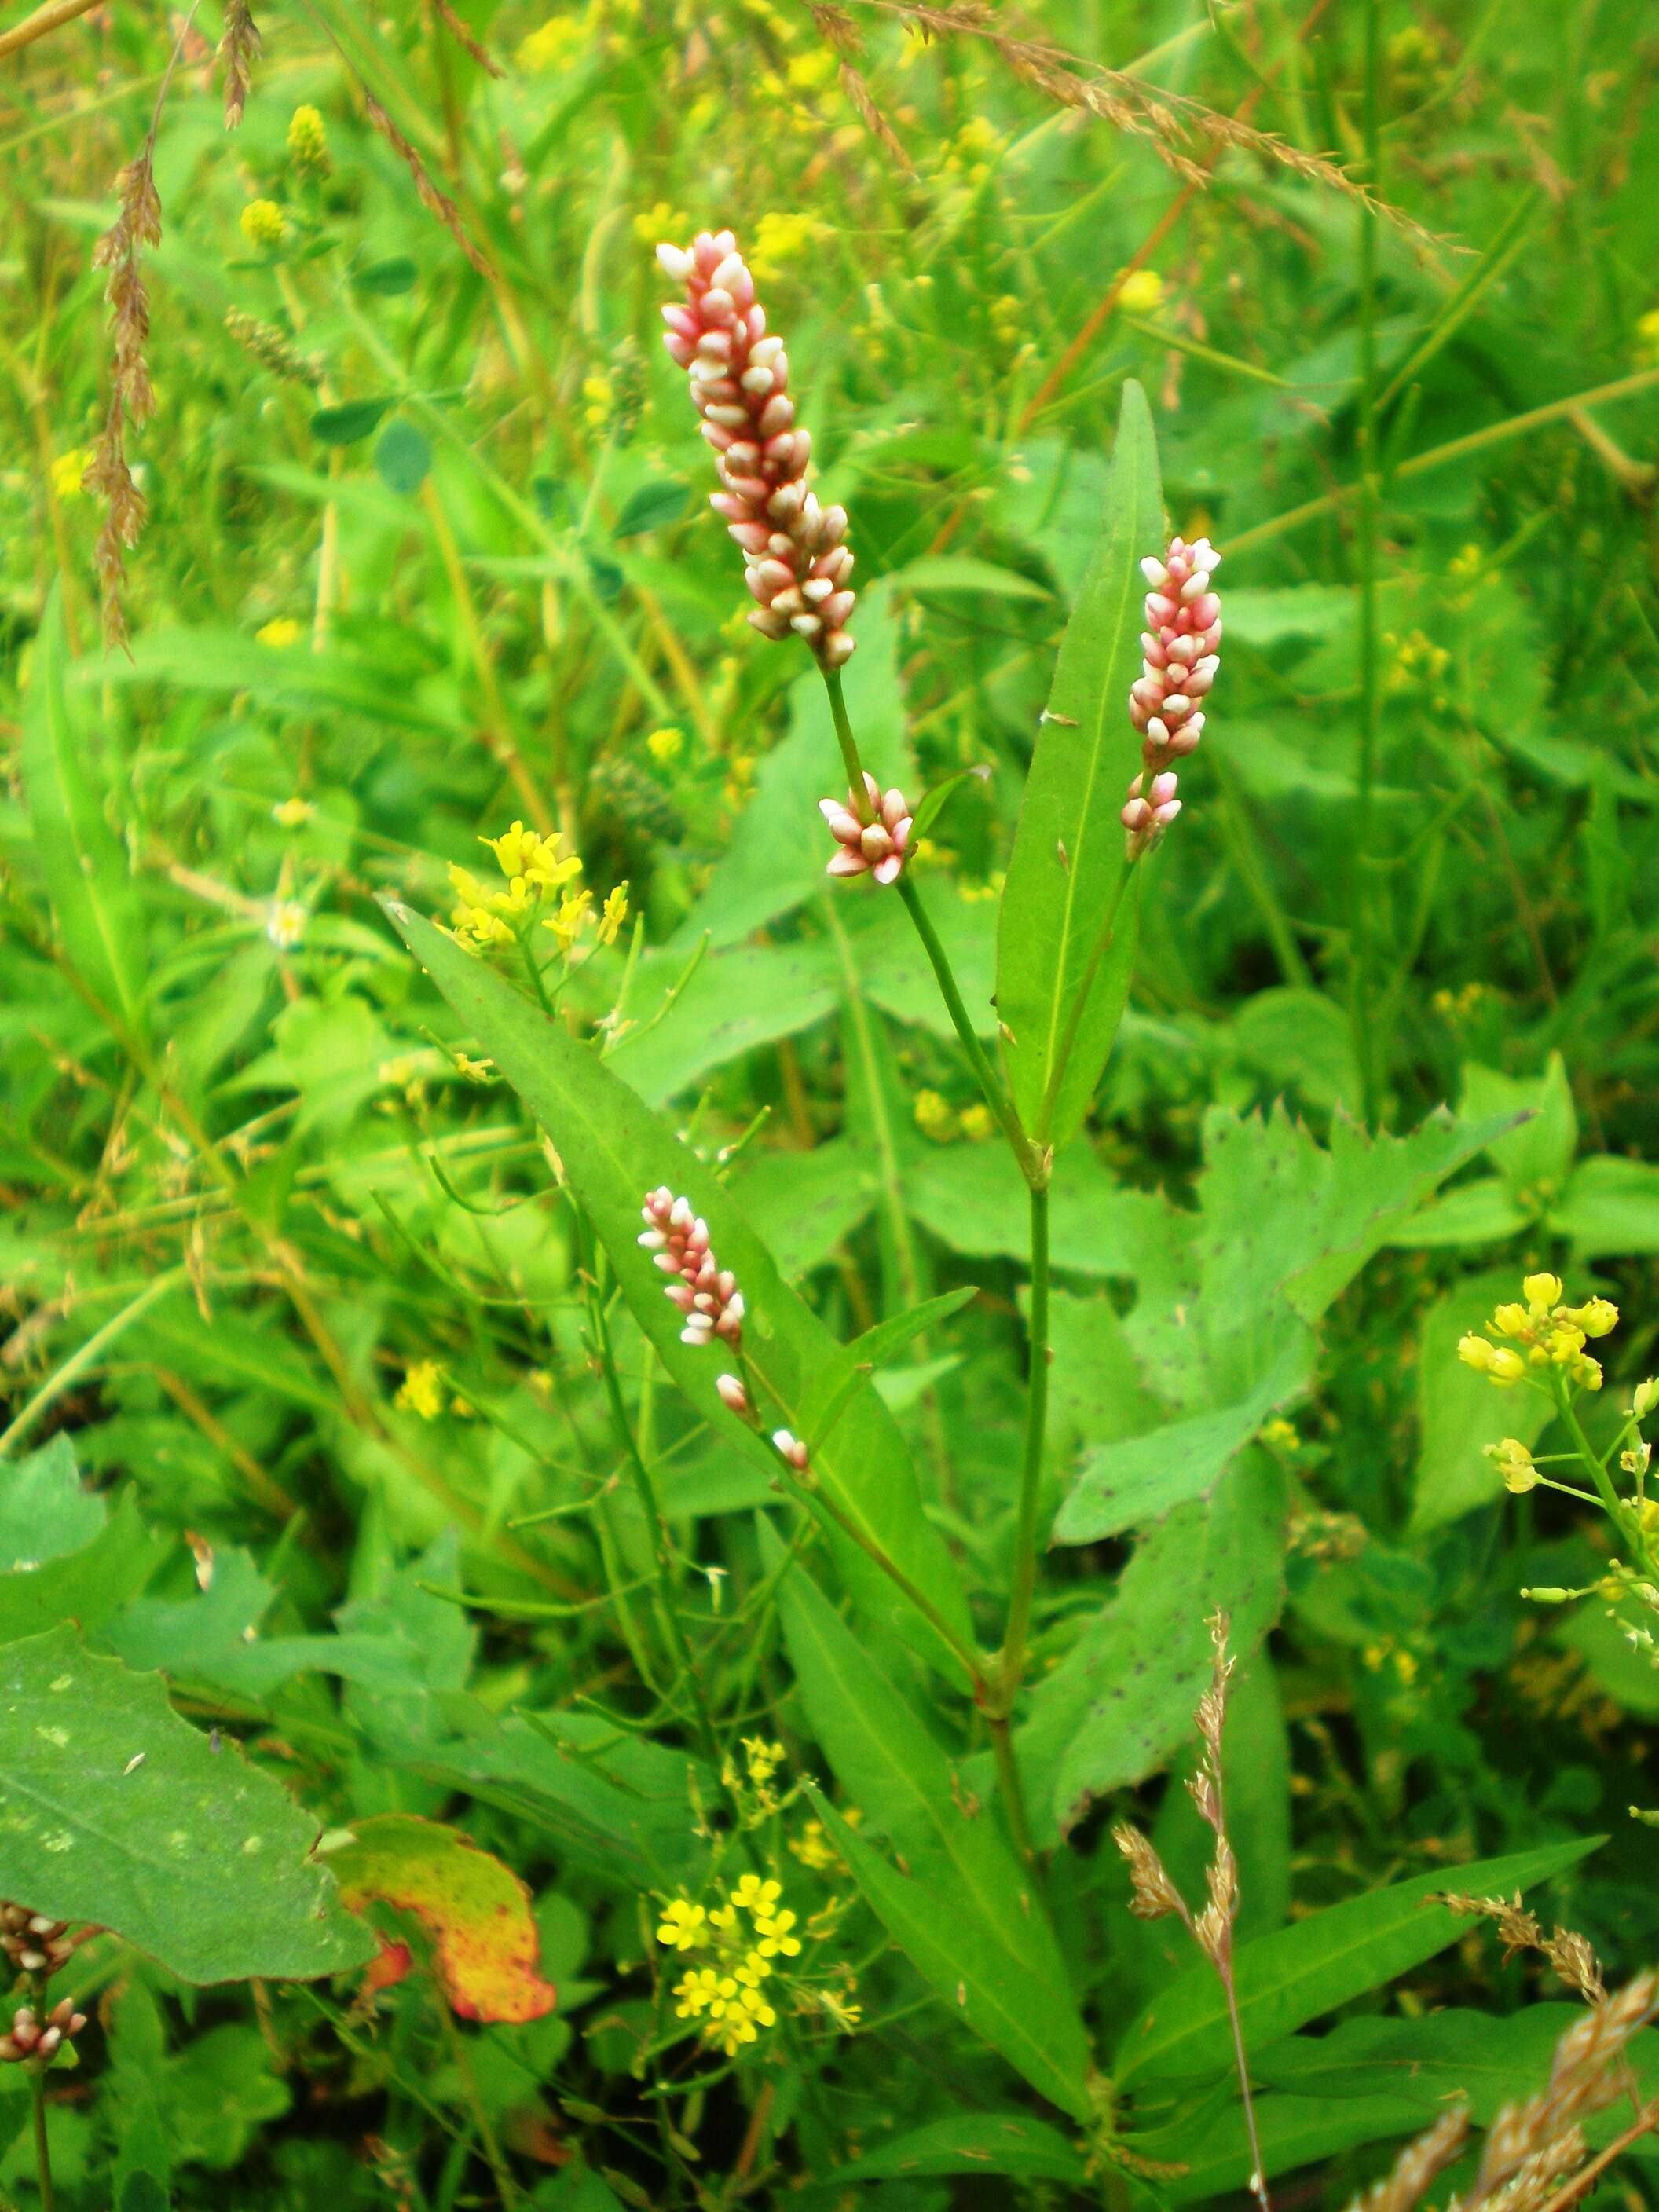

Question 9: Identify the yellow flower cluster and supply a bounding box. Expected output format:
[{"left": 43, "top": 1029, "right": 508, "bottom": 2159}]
[
  {"left": 240, "top": 199, "right": 287, "bottom": 249},
  {"left": 656, "top": 1872, "right": 808, "bottom": 2058},
  {"left": 1459, "top": 1274, "right": 1616, "bottom": 1393},
  {"left": 749, "top": 210, "right": 834, "bottom": 282},
  {"left": 257, "top": 616, "right": 302, "bottom": 649},
  {"left": 912, "top": 1090, "right": 995, "bottom": 1145},
  {"left": 448, "top": 822, "right": 628, "bottom": 958},
  {"left": 396, "top": 1359, "right": 444, "bottom": 1420},
  {"left": 287, "top": 104, "right": 328, "bottom": 171},
  {"left": 1116, "top": 269, "right": 1166, "bottom": 317}
]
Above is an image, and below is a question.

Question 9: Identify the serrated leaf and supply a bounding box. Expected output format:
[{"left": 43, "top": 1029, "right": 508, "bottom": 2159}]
[
  {"left": 325, "top": 1813, "right": 558, "bottom": 2022},
  {"left": 1053, "top": 1334, "right": 1309, "bottom": 1543},
  {"left": 22, "top": 585, "right": 147, "bottom": 1041},
  {"left": 996, "top": 380, "right": 1163, "bottom": 1148},
  {"left": 1112, "top": 1834, "right": 1600, "bottom": 2088},
  {"left": 383, "top": 903, "right": 972, "bottom": 1668},
  {"left": 1020, "top": 1457, "right": 1287, "bottom": 1844},
  {"left": 0, "top": 1625, "right": 373, "bottom": 1983}
]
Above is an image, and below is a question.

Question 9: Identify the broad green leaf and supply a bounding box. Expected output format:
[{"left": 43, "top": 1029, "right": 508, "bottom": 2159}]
[
  {"left": 608, "top": 937, "right": 839, "bottom": 1105},
  {"left": 907, "top": 1139, "right": 1178, "bottom": 1283},
  {"left": 22, "top": 585, "right": 147, "bottom": 1041},
  {"left": 0, "top": 1625, "right": 373, "bottom": 1983},
  {"left": 1382, "top": 1174, "right": 1528, "bottom": 1249},
  {"left": 384, "top": 902, "right": 973, "bottom": 1667},
  {"left": 826, "top": 2112, "right": 1086, "bottom": 2185},
  {"left": 1138, "top": 2090, "right": 1436, "bottom": 2205},
  {"left": 996, "top": 379, "right": 1163, "bottom": 1148},
  {"left": 310, "top": 396, "right": 394, "bottom": 445},
  {"left": 1463, "top": 1053, "right": 1577, "bottom": 1206},
  {"left": 807, "top": 1786, "right": 1094, "bottom": 2121},
  {"left": 1552, "top": 1155, "right": 1659, "bottom": 1257},
  {"left": 895, "top": 554, "right": 1053, "bottom": 602},
  {"left": 1020, "top": 1457, "right": 1287, "bottom": 1844},
  {"left": 1112, "top": 1833, "right": 1599, "bottom": 2088},
  {"left": 612, "top": 479, "right": 692, "bottom": 537},
  {"left": 1409, "top": 1269, "right": 1551, "bottom": 1536},
  {"left": 767, "top": 1531, "right": 1091, "bottom": 2112},
  {"left": 727, "top": 1137, "right": 877, "bottom": 1277},
  {"left": 324, "top": 1813, "right": 558, "bottom": 2021},
  {"left": 801, "top": 1286, "right": 979, "bottom": 1445},
  {"left": 1053, "top": 1333, "right": 1309, "bottom": 1543},
  {"left": 374, "top": 419, "right": 432, "bottom": 494}
]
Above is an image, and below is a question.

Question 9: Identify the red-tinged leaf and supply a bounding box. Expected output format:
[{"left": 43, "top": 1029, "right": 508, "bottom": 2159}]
[{"left": 327, "top": 1814, "right": 558, "bottom": 2023}]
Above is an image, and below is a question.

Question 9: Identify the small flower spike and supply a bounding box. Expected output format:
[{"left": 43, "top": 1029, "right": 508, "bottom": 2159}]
[
  {"left": 0, "top": 1999, "right": 85, "bottom": 2065},
  {"left": 819, "top": 771, "right": 914, "bottom": 887},
  {"left": 1123, "top": 534, "right": 1222, "bottom": 859},
  {"left": 639, "top": 1188, "right": 745, "bottom": 1350},
  {"left": 657, "top": 231, "right": 856, "bottom": 668}
]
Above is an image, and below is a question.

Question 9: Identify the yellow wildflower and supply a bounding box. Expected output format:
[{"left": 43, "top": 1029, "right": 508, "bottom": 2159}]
[
  {"left": 272, "top": 795, "right": 313, "bottom": 827},
  {"left": 542, "top": 887, "right": 593, "bottom": 950},
  {"left": 1260, "top": 1418, "right": 1299, "bottom": 1452},
  {"left": 453, "top": 1053, "right": 494, "bottom": 1083},
  {"left": 750, "top": 210, "right": 833, "bottom": 280},
  {"left": 632, "top": 200, "right": 690, "bottom": 247},
  {"left": 287, "top": 104, "right": 328, "bottom": 170},
  {"left": 240, "top": 199, "right": 287, "bottom": 249},
  {"left": 914, "top": 1090, "right": 955, "bottom": 1141},
  {"left": 1485, "top": 1437, "right": 1539, "bottom": 1495},
  {"left": 753, "top": 1906, "right": 802, "bottom": 1960},
  {"left": 396, "top": 1360, "right": 443, "bottom": 1420},
  {"left": 656, "top": 1898, "right": 708, "bottom": 1951},
  {"left": 49, "top": 449, "right": 90, "bottom": 501},
  {"left": 743, "top": 1737, "right": 785, "bottom": 1787},
  {"left": 1635, "top": 1379, "right": 1659, "bottom": 1421},
  {"left": 256, "top": 616, "right": 303, "bottom": 649},
  {"left": 646, "top": 726, "right": 684, "bottom": 764},
  {"left": 958, "top": 1101, "right": 995, "bottom": 1144},
  {"left": 597, "top": 884, "right": 629, "bottom": 947},
  {"left": 1523, "top": 1273, "right": 1564, "bottom": 1315},
  {"left": 517, "top": 12, "right": 587, "bottom": 71},
  {"left": 1117, "top": 269, "right": 1165, "bottom": 316},
  {"left": 1566, "top": 1297, "right": 1619, "bottom": 1339},
  {"left": 731, "top": 1874, "right": 782, "bottom": 1916}
]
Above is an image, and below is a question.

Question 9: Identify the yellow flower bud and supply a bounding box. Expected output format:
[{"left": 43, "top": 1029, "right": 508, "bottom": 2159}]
[
  {"left": 1635, "top": 1378, "right": 1659, "bottom": 1421},
  {"left": 1522, "top": 1272, "right": 1563, "bottom": 1314},
  {"left": 1491, "top": 1303, "right": 1529, "bottom": 1338},
  {"left": 1489, "top": 1347, "right": 1525, "bottom": 1385},
  {"left": 1567, "top": 1296, "right": 1618, "bottom": 1339},
  {"left": 1485, "top": 1439, "right": 1538, "bottom": 1494},
  {"left": 240, "top": 198, "right": 287, "bottom": 249},
  {"left": 1458, "top": 1334, "right": 1496, "bottom": 1373}
]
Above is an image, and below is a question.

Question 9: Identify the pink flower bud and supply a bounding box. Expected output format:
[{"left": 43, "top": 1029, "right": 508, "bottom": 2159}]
[
  {"left": 818, "top": 773, "right": 917, "bottom": 888},
  {"left": 1123, "top": 533, "right": 1222, "bottom": 858}
]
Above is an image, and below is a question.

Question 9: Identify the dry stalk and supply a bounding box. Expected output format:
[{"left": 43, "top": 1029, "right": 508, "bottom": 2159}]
[
  {"left": 85, "top": 9, "right": 203, "bottom": 650},
  {"left": 430, "top": 0, "right": 502, "bottom": 78},
  {"left": 358, "top": 88, "right": 497, "bottom": 280},
  {"left": 1114, "top": 1612, "right": 1270, "bottom": 2212},
  {"left": 1342, "top": 1971, "right": 1659, "bottom": 2212},
  {"left": 841, "top": 0, "right": 1445, "bottom": 253}
]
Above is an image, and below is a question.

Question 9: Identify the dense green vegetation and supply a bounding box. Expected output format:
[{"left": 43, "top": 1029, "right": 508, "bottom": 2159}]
[{"left": 4, "top": 1, "right": 1659, "bottom": 2205}]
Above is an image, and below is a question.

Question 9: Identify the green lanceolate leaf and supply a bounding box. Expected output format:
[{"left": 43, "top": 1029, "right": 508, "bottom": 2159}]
[
  {"left": 995, "top": 380, "right": 1163, "bottom": 1150},
  {"left": 1112, "top": 1833, "right": 1600, "bottom": 2089},
  {"left": 22, "top": 584, "right": 148, "bottom": 1042},
  {"left": 0, "top": 1625, "right": 373, "bottom": 1983},
  {"left": 828, "top": 2113, "right": 1087, "bottom": 2186},
  {"left": 806, "top": 1785, "right": 1095, "bottom": 2121},
  {"left": 767, "top": 1532, "right": 1090, "bottom": 2113},
  {"left": 383, "top": 903, "right": 973, "bottom": 1668}
]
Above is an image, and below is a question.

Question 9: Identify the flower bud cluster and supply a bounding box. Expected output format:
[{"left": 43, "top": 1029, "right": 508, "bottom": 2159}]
[
  {"left": 0, "top": 1906, "right": 73, "bottom": 1979},
  {"left": 819, "top": 772, "right": 914, "bottom": 888},
  {"left": 0, "top": 2000, "right": 85, "bottom": 2066},
  {"left": 657, "top": 232, "right": 856, "bottom": 668},
  {"left": 639, "top": 1190, "right": 747, "bottom": 1393},
  {"left": 1122, "top": 536, "right": 1221, "bottom": 859},
  {"left": 1459, "top": 1273, "right": 1615, "bottom": 1393}
]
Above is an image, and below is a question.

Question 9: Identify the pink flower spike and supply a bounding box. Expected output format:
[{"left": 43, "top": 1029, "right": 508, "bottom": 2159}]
[
  {"left": 641, "top": 1188, "right": 746, "bottom": 1356},
  {"left": 658, "top": 231, "right": 857, "bottom": 670},
  {"left": 1122, "top": 531, "right": 1222, "bottom": 859}
]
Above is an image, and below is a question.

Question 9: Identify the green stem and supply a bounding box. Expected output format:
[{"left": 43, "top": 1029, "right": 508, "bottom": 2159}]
[
  {"left": 990, "top": 1182, "right": 1049, "bottom": 1866},
  {"left": 1352, "top": 0, "right": 1384, "bottom": 1126},
  {"left": 1559, "top": 1387, "right": 1657, "bottom": 1580},
  {"left": 584, "top": 1237, "right": 720, "bottom": 1765},
  {"left": 30, "top": 2070, "right": 53, "bottom": 2212},
  {"left": 822, "top": 665, "right": 868, "bottom": 797}
]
